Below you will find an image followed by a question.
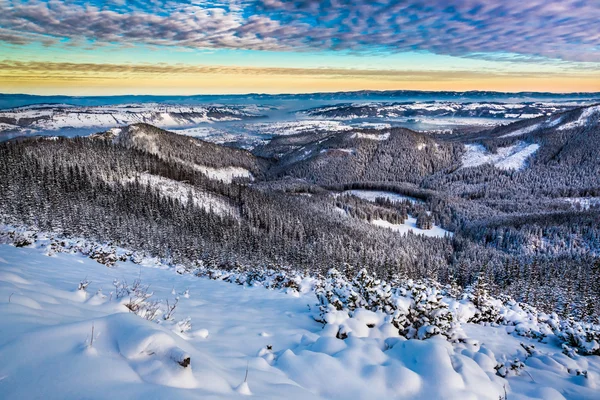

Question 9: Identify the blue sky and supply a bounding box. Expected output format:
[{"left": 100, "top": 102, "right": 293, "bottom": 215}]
[{"left": 1, "top": 0, "right": 599, "bottom": 94}]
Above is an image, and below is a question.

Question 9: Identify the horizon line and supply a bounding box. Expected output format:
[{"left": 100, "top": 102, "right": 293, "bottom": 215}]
[{"left": 3, "top": 89, "right": 600, "bottom": 98}]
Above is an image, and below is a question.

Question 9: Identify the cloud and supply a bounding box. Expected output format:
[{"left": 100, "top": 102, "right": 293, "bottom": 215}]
[
  {"left": 2, "top": 60, "right": 595, "bottom": 82},
  {"left": 1, "top": 0, "right": 600, "bottom": 62}
]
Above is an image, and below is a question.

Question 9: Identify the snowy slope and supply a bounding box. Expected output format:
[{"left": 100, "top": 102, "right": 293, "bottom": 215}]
[
  {"left": 557, "top": 105, "right": 600, "bottom": 131},
  {"left": 462, "top": 142, "right": 540, "bottom": 171},
  {"left": 120, "top": 172, "right": 236, "bottom": 216},
  {"left": 0, "top": 244, "right": 599, "bottom": 399}
]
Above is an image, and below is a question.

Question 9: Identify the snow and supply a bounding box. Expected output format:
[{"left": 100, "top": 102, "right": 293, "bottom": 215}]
[
  {"left": 462, "top": 142, "right": 540, "bottom": 171},
  {"left": 499, "top": 114, "right": 567, "bottom": 138},
  {"left": 120, "top": 172, "right": 236, "bottom": 216},
  {"left": 371, "top": 217, "right": 453, "bottom": 238},
  {"left": 0, "top": 104, "right": 262, "bottom": 134},
  {"left": 247, "top": 120, "right": 353, "bottom": 136},
  {"left": 302, "top": 101, "right": 581, "bottom": 122},
  {"left": 462, "top": 324, "right": 600, "bottom": 400},
  {"left": 193, "top": 165, "right": 254, "bottom": 184},
  {"left": 322, "top": 148, "right": 355, "bottom": 155},
  {"left": 173, "top": 127, "right": 252, "bottom": 146},
  {"left": 562, "top": 197, "right": 600, "bottom": 210},
  {"left": 500, "top": 123, "right": 540, "bottom": 138},
  {"left": 0, "top": 242, "right": 599, "bottom": 399},
  {"left": 0, "top": 245, "right": 315, "bottom": 399},
  {"left": 351, "top": 132, "right": 390, "bottom": 141},
  {"left": 342, "top": 190, "right": 423, "bottom": 204},
  {"left": 557, "top": 106, "right": 600, "bottom": 131}
]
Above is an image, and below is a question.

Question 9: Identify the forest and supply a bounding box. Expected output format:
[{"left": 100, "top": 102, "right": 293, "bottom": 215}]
[{"left": 1, "top": 104, "right": 599, "bottom": 321}]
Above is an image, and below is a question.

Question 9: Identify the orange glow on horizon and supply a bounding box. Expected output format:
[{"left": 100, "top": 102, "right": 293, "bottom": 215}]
[{"left": 1, "top": 61, "right": 598, "bottom": 95}]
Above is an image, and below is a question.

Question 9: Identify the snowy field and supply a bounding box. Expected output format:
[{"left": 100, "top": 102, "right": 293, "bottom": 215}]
[
  {"left": 342, "top": 190, "right": 423, "bottom": 204},
  {"left": 0, "top": 244, "right": 598, "bottom": 399},
  {"left": 371, "top": 217, "right": 452, "bottom": 238},
  {"left": 337, "top": 191, "right": 449, "bottom": 237}
]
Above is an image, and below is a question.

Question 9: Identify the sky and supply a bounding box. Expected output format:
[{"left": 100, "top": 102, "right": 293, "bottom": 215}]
[{"left": 0, "top": 0, "right": 599, "bottom": 95}]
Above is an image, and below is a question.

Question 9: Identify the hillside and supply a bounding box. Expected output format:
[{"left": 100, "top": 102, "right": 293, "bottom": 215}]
[
  {"left": 96, "top": 123, "right": 271, "bottom": 181},
  {"left": 257, "top": 127, "right": 462, "bottom": 185},
  {"left": 1, "top": 104, "right": 599, "bottom": 328},
  {"left": 0, "top": 240, "right": 598, "bottom": 400}
]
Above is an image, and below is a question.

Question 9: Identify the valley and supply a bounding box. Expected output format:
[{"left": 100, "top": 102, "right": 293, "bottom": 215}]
[{"left": 1, "top": 95, "right": 599, "bottom": 400}]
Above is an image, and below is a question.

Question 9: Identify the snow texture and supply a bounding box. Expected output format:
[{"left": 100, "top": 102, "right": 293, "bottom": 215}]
[
  {"left": 119, "top": 172, "right": 236, "bottom": 216},
  {"left": 562, "top": 197, "right": 600, "bottom": 211},
  {"left": 462, "top": 142, "right": 540, "bottom": 171},
  {"left": 371, "top": 217, "right": 452, "bottom": 238},
  {"left": 0, "top": 104, "right": 262, "bottom": 133},
  {"left": 557, "top": 106, "right": 600, "bottom": 131},
  {"left": 499, "top": 123, "right": 541, "bottom": 138},
  {"left": 351, "top": 132, "right": 391, "bottom": 141},
  {"left": 342, "top": 190, "right": 423, "bottom": 204},
  {"left": 0, "top": 239, "right": 598, "bottom": 399},
  {"left": 193, "top": 165, "right": 254, "bottom": 184}
]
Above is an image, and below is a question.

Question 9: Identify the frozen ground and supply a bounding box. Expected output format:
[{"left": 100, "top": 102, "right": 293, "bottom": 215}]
[{"left": 0, "top": 244, "right": 598, "bottom": 399}]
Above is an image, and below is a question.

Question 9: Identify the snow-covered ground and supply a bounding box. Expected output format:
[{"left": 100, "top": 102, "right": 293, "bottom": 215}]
[
  {"left": 0, "top": 244, "right": 598, "bottom": 399},
  {"left": 371, "top": 217, "right": 452, "bottom": 238},
  {"left": 301, "top": 101, "right": 582, "bottom": 121},
  {"left": 192, "top": 165, "right": 254, "bottom": 184},
  {"left": 499, "top": 114, "right": 567, "bottom": 139},
  {"left": 246, "top": 120, "right": 353, "bottom": 136},
  {"left": 500, "top": 123, "right": 541, "bottom": 139},
  {"left": 0, "top": 104, "right": 262, "bottom": 134},
  {"left": 351, "top": 132, "right": 390, "bottom": 141},
  {"left": 334, "top": 191, "right": 448, "bottom": 237},
  {"left": 119, "top": 172, "right": 236, "bottom": 216},
  {"left": 462, "top": 142, "right": 540, "bottom": 171},
  {"left": 557, "top": 106, "right": 600, "bottom": 131},
  {"left": 342, "top": 190, "right": 423, "bottom": 204},
  {"left": 562, "top": 197, "right": 600, "bottom": 210}
]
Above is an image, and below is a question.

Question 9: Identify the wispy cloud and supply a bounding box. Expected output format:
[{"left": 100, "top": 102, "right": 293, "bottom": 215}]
[
  {"left": 3, "top": 60, "right": 597, "bottom": 82},
  {"left": 1, "top": 0, "right": 600, "bottom": 62}
]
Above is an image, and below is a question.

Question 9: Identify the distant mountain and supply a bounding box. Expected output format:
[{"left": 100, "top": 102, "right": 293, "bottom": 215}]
[
  {"left": 0, "top": 103, "right": 265, "bottom": 135},
  {"left": 2, "top": 90, "right": 600, "bottom": 109},
  {"left": 298, "top": 101, "right": 584, "bottom": 120}
]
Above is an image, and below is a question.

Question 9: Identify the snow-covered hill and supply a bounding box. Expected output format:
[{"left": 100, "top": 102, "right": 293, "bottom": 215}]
[
  {"left": 0, "top": 240, "right": 598, "bottom": 400},
  {"left": 300, "top": 102, "right": 584, "bottom": 121},
  {"left": 461, "top": 142, "right": 540, "bottom": 171},
  {"left": 0, "top": 104, "right": 265, "bottom": 134}
]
